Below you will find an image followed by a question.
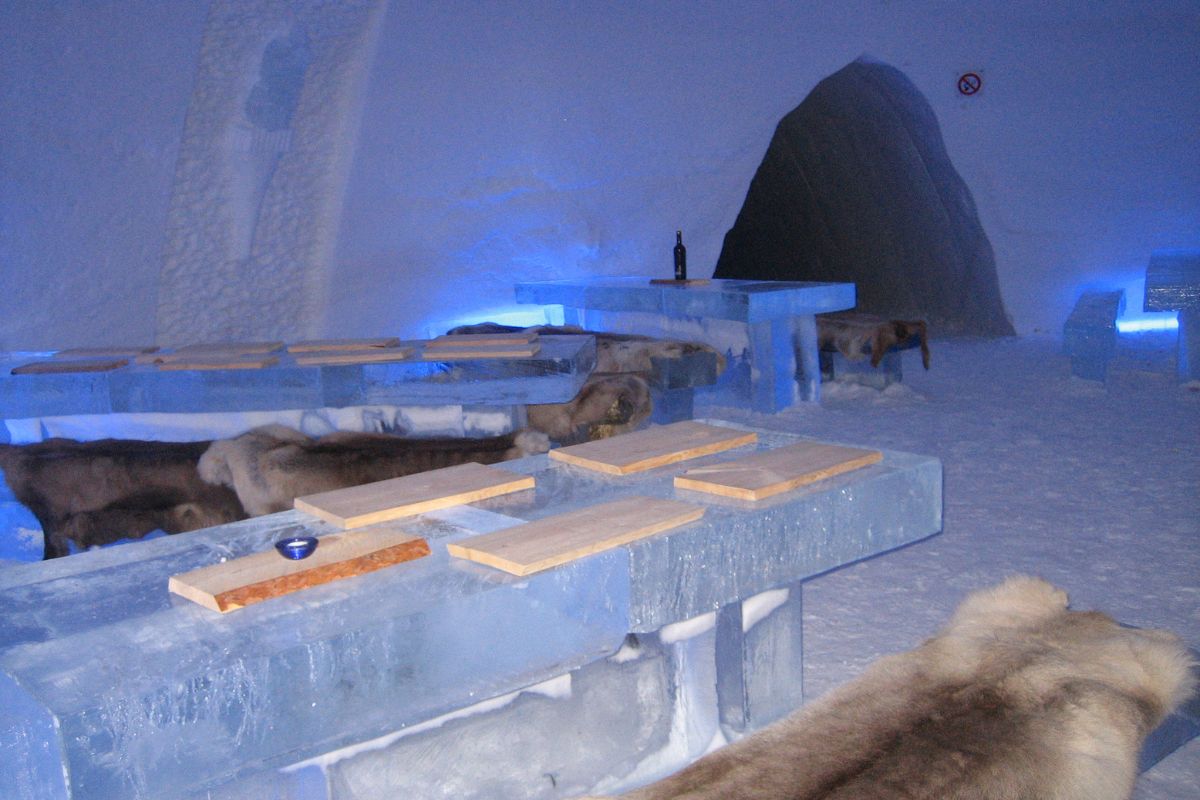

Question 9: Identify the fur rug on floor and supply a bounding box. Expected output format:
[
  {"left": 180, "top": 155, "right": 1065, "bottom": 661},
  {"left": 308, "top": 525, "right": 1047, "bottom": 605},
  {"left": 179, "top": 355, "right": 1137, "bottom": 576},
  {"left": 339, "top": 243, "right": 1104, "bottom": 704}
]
[{"left": 580, "top": 576, "right": 1195, "bottom": 800}]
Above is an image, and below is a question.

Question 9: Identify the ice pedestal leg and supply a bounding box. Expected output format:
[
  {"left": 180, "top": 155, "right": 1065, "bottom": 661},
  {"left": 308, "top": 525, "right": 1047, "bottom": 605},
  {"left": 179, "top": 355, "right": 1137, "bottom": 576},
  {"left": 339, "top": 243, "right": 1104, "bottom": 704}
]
[
  {"left": 1178, "top": 310, "right": 1199, "bottom": 382},
  {"left": 715, "top": 584, "right": 804, "bottom": 737},
  {"left": 791, "top": 314, "right": 821, "bottom": 404}
]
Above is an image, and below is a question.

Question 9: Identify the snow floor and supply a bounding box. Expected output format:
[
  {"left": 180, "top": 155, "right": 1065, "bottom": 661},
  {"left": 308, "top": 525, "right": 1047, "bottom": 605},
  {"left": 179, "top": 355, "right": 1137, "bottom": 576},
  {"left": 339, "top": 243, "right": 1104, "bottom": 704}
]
[
  {"left": 700, "top": 334, "right": 1199, "bottom": 798},
  {"left": 1, "top": 334, "right": 1194, "bottom": 795}
]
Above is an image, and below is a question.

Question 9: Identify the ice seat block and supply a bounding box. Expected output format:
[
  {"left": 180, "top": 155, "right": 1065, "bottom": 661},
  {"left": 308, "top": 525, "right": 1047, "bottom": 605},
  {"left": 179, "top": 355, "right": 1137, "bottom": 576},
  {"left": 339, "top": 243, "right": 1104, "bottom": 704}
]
[{"left": 0, "top": 335, "right": 596, "bottom": 419}]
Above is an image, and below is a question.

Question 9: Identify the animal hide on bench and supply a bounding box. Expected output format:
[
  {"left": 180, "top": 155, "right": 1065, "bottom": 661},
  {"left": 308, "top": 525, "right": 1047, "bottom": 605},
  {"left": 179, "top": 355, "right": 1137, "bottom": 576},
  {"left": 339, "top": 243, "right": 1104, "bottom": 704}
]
[
  {"left": 199, "top": 425, "right": 550, "bottom": 517},
  {"left": 580, "top": 576, "right": 1195, "bottom": 800},
  {"left": 0, "top": 438, "right": 247, "bottom": 559},
  {"left": 817, "top": 312, "right": 931, "bottom": 369},
  {"left": 447, "top": 322, "right": 727, "bottom": 379}
]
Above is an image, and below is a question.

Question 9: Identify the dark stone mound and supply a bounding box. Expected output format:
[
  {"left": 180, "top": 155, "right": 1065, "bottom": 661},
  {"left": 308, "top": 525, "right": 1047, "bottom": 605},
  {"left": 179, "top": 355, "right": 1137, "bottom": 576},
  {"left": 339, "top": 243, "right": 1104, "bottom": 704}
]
[{"left": 714, "top": 58, "right": 1014, "bottom": 337}]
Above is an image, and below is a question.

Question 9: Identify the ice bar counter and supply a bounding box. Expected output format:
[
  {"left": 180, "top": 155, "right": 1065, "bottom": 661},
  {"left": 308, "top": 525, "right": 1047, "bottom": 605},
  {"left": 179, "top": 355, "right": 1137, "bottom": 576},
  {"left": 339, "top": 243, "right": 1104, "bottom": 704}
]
[
  {"left": 515, "top": 277, "right": 856, "bottom": 410},
  {"left": 0, "top": 422, "right": 942, "bottom": 799}
]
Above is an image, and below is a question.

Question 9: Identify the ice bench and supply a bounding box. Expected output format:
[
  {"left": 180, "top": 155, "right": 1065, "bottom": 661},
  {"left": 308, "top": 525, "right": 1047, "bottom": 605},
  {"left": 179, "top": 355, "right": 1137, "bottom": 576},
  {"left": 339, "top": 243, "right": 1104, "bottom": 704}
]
[
  {"left": 0, "top": 422, "right": 941, "bottom": 799},
  {"left": 1063, "top": 289, "right": 1125, "bottom": 381},
  {"left": 816, "top": 313, "right": 930, "bottom": 389}
]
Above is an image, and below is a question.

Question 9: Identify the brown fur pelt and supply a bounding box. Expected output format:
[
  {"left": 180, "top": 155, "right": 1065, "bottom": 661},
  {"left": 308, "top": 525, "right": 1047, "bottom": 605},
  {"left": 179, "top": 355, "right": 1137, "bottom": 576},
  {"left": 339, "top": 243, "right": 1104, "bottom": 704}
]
[
  {"left": 527, "top": 372, "right": 653, "bottom": 445},
  {"left": 198, "top": 425, "right": 550, "bottom": 517},
  {"left": 0, "top": 438, "right": 247, "bottom": 559},
  {"left": 817, "top": 312, "right": 931, "bottom": 369},
  {"left": 581, "top": 576, "right": 1195, "bottom": 800},
  {"left": 447, "top": 322, "right": 727, "bottom": 377}
]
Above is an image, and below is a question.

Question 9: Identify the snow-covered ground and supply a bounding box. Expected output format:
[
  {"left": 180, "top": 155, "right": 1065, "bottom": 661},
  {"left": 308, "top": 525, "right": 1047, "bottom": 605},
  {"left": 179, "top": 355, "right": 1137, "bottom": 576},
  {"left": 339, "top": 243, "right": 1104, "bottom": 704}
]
[
  {"left": 1, "top": 334, "right": 1194, "bottom": 795},
  {"left": 702, "top": 333, "right": 1199, "bottom": 798}
]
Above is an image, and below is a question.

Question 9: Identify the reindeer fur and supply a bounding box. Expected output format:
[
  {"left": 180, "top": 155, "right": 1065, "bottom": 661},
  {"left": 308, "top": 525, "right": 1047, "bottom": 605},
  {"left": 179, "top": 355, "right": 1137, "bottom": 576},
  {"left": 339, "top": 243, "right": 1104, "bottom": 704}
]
[{"left": 581, "top": 576, "right": 1194, "bottom": 800}]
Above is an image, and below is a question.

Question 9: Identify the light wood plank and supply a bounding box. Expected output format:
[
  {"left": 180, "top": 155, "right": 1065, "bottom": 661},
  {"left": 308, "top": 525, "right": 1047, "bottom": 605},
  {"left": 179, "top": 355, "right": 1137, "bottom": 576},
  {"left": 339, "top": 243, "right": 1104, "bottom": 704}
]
[
  {"left": 54, "top": 346, "right": 159, "bottom": 358},
  {"left": 287, "top": 337, "right": 401, "bottom": 352},
  {"left": 294, "top": 461, "right": 536, "bottom": 529},
  {"left": 421, "top": 342, "right": 541, "bottom": 360},
  {"left": 292, "top": 347, "right": 415, "bottom": 366},
  {"left": 674, "top": 441, "right": 883, "bottom": 501},
  {"left": 174, "top": 340, "right": 284, "bottom": 355},
  {"left": 12, "top": 358, "right": 129, "bottom": 375},
  {"left": 426, "top": 331, "right": 538, "bottom": 348},
  {"left": 168, "top": 527, "right": 431, "bottom": 613},
  {"left": 446, "top": 496, "right": 704, "bottom": 576},
  {"left": 548, "top": 421, "right": 758, "bottom": 475},
  {"left": 157, "top": 355, "right": 279, "bottom": 371}
]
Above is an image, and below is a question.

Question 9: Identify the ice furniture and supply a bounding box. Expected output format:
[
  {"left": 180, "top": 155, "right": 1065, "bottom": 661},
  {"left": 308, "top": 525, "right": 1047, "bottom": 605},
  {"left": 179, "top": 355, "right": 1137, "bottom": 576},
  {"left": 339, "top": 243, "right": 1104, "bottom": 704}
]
[
  {"left": 0, "top": 336, "right": 596, "bottom": 441},
  {"left": 515, "top": 278, "right": 856, "bottom": 410},
  {"left": 1062, "top": 289, "right": 1125, "bottom": 381},
  {"left": 0, "top": 421, "right": 941, "bottom": 799},
  {"left": 1144, "top": 249, "right": 1200, "bottom": 382}
]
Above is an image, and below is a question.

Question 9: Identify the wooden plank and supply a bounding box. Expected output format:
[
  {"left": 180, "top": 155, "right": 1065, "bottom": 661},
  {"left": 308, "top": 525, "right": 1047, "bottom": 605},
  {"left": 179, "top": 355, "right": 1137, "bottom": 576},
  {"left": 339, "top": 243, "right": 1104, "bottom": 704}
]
[
  {"left": 294, "top": 462, "right": 536, "bottom": 529},
  {"left": 157, "top": 355, "right": 279, "bottom": 371},
  {"left": 446, "top": 496, "right": 704, "bottom": 576},
  {"left": 287, "top": 337, "right": 401, "bottom": 352},
  {"left": 421, "top": 342, "right": 541, "bottom": 360},
  {"left": 54, "top": 346, "right": 159, "bottom": 358},
  {"left": 168, "top": 527, "right": 431, "bottom": 613},
  {"left": 674, "top": 441, "right": 883, "bottom": 501},
  {"left": 548, "top": 421, "right": 758, "bottom": 475},
  {"left": 426, "top": 331, "right": 538, "bottom": 348},
  {"left": 12, "top": 358, "right": 128, "bottom": 375},
  {"left": 292, "top": 347, "right": 415, "bottom": 366},
  {"left": 174, "top": 340, "right": 285, "bottom": 355}
]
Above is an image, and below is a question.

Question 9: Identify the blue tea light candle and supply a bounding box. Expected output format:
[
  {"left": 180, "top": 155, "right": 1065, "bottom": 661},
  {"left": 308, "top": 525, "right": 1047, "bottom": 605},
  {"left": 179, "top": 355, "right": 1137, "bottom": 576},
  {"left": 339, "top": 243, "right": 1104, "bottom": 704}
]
[{"left": 275, "top": 536, "right": 319, "bottom": 560}]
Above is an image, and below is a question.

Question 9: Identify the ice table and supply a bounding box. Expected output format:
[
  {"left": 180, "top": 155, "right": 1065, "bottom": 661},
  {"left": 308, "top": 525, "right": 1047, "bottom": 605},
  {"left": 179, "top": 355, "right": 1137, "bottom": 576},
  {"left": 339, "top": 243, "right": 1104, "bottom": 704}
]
[
  {"left": 0, "top": 422, "right": 940, "bottom": 799},
  {"left": 515, "top": 278, "right": 856, "bottom": 411},
  {"left": 0, "top": 335, "right": 596, "bottom": 443},
  {"left": 1144, "top": 249, "right": 1200, "bottom": 382}
]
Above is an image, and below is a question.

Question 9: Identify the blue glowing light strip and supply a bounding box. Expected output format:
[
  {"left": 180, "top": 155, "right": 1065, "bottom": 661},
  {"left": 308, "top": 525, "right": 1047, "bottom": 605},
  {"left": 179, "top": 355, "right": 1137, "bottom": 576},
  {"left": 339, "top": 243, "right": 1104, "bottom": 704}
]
[{"left": 1116, "top": 317, "right": 1179, "bottom": 333}]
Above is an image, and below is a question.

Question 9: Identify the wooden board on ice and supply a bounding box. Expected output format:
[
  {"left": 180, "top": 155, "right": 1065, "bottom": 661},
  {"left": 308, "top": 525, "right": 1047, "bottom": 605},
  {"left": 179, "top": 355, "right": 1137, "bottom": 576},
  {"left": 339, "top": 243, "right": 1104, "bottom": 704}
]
[
  {"left": 548, "top": 421, "right": 758, "bottom": 475},
  {"left": 294, "top": 461, "right": 535, "bottom": 529},
  {"left": 446, "top": 496, "right": 703, "bottom": 576},
  {"left": 168, "top": 527, "right": 431, "bottom": 613},
  {"left": 674, "top": 440, "right": 883, "bottom": 501}
]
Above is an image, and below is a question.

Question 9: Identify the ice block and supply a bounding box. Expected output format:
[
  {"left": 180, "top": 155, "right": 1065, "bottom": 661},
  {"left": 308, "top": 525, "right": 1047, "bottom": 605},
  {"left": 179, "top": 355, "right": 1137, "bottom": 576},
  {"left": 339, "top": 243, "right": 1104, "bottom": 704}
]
[
  {"left": 515, "top": 278, "right": 855, "bottom": 409},
  {"left": 0, "top": 335, "right": 596, "bottom": 419}
]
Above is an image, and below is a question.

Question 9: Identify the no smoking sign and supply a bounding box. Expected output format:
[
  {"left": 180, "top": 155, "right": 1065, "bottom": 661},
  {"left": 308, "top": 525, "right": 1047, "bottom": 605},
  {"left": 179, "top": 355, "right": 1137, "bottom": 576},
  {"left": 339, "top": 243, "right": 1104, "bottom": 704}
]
[{"left": 958, "top": 72, "right": 982, "bottom": 96}]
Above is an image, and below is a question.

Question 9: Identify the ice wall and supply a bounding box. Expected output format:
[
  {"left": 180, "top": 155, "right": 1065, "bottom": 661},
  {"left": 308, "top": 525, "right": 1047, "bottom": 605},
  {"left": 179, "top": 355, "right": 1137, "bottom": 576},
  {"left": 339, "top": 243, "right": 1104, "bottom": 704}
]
[
  {"left": 3, "top": 2, "right": 1198, "bottom": 348},
  {"left": 156, "top": 0, "right": 386, "bottom": 346},
  {"left": 0, "top": 2, "right": 206, "bottom": 351}
]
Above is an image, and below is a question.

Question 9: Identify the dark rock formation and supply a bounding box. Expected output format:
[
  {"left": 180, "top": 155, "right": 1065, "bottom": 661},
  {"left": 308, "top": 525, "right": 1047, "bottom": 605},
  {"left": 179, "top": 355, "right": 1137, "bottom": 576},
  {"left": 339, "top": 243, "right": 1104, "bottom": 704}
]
[{"left": 714, "top": 58, "right": 1014, "bottom": 336}]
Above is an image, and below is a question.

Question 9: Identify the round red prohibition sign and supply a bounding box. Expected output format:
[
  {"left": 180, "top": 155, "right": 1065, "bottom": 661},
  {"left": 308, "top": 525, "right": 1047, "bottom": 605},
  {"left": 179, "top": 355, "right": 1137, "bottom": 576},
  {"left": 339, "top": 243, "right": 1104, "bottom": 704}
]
[{"left": 958, "top": 72, "right": 982, "bottom": 96}]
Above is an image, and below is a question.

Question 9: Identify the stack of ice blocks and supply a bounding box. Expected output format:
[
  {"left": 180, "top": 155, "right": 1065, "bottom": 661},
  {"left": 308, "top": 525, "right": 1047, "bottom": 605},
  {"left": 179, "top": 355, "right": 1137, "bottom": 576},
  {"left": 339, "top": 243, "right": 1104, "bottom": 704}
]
[{"left": 0, "top": 423, "right": 942, "bottom": 799}]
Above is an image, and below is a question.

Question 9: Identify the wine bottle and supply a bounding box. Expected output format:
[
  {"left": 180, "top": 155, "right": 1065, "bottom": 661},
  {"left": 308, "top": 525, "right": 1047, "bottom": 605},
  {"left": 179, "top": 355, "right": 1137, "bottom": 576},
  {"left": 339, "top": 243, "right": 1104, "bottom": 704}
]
[{"left": 673, "top": 230, "right": 687, "bottom": 281}]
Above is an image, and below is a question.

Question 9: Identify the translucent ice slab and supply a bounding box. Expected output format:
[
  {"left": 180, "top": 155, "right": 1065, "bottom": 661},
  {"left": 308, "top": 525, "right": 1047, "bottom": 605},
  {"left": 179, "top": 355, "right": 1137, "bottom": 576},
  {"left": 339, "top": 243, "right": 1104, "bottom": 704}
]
[
  {"left": 0, "top": 422, "right": 940, "bottom": 799},
  {"left": 515, "top": 278, "right": 856, "bottom": 410},
  {"left": 0, "top": 335, "right": 596, "bottom": 420}
]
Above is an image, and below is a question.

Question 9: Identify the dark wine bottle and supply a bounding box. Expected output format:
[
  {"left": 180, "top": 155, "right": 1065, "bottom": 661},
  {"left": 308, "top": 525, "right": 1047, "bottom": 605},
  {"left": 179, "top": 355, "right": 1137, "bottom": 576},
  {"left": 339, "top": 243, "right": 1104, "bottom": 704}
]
[{"left": 673, "top": 230, "right": 687, "bottom": 281}]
